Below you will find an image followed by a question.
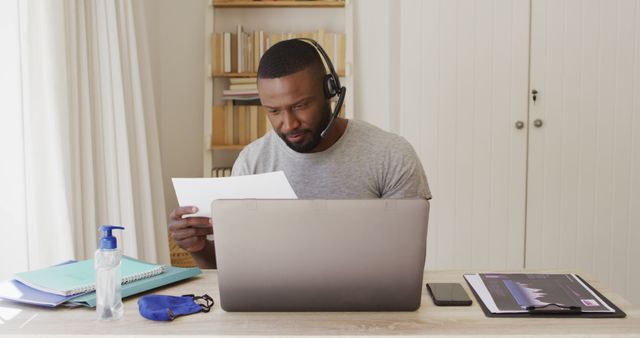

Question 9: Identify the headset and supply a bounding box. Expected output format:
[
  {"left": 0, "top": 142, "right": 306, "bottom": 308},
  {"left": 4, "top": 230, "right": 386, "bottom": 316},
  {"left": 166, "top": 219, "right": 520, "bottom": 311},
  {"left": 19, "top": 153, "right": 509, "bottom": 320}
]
[{"left": 297, "top": 38, "right": 347, "bottom": 138}]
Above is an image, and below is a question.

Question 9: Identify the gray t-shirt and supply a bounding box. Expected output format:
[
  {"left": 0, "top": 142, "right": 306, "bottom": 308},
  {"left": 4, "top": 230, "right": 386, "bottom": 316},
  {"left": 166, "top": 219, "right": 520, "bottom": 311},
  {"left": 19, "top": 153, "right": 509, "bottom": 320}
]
[{"left": 232, "top": 119, "right": 431, "bottom": 200}]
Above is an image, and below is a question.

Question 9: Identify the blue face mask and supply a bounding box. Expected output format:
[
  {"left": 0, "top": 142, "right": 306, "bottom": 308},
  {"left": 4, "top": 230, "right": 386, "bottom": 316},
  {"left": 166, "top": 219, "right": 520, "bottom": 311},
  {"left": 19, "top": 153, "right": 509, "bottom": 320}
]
[{"left": 138, "top": 294, "right": 214, "bottom": 321}]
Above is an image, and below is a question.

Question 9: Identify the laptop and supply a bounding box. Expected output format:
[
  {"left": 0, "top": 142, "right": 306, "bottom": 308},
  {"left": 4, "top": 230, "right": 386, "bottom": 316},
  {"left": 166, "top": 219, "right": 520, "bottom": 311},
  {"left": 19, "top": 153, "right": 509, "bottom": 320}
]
[{"left": 211, "top": 199, "right": 430, "bottom": 312}]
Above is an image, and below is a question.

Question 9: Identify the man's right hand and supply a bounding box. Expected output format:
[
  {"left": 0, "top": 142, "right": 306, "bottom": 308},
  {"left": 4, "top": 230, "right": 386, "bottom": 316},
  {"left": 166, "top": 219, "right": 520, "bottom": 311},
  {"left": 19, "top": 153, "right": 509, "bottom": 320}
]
[{"left": 168, "top": 206, "right": 213, "bottom": 253}]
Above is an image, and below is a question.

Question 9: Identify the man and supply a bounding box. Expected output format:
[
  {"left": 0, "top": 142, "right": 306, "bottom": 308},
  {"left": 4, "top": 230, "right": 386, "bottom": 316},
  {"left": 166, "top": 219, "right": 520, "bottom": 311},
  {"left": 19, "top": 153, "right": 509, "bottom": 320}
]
[{"left": 169, "top": 39, "right": 431, "bottom": 268}]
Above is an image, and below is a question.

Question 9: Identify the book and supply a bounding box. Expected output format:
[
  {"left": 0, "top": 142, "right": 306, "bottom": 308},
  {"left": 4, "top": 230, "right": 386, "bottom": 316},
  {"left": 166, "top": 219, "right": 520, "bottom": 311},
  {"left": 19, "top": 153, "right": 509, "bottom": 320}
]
[
  {"left": 237, "top": 24, "right": 243, "bottom": 73},
  {"left": 0, "top": 279, "right": 85, "bottom": 307},
  {"left": 323, "top": 32, "right": 335, "bottom": 67},
  {"left": 0, "top": 260, "right": 84, "bottom": 307},
  {"left": 270, "top": 32, "right": 283, "bottom": 49},
  {"left": 223, "top": 32, "right": 231, "bottom": 73},
  {"left": 237, "top": 105, "right": 248, "bottom": 145},
  {"left": 259, "top": 30, "right": 266, "bottom": 60},
  {"left": 68, "top": 265, "right": 201, "bottom": 308},
  {"left": 212, "top": 32, "right": 223, "bottom": 74},
  {"left": 223, "top": 89, "right": 259, "bottom": 101},
  {"left": 258, "top": 107, "right": 266, "bottom": 136},
  {"left": 230, "top": 32, "right": 238, "bottom": 73},
  {"left": 14, "top": 256, "right": 164, "bottom": 296},
  {"left": 212, "top": 105, "right": 225, "bottom": 146},
  {"left": 317, "top": 28, "right": 326, "bottom": 53},
  {"left": 244, "top": 32, "right": 251, "bottom": 73},
  {"left": 262, "top": 107, "right": 272, "bottom": 132},
  {"left": 250, "top": 105, "right": 259, "bottom": 141},
  {"left": 233, "top": 104, "right": 239, "bottom": 144},
  {"left": 225, "top": 100, "right": 234, "bottom": 144},
  {"left": 337, "top": 32, "right": 346, "bottom": 75},
  {"left": 223, "top": 89, "right": 259, "bottom": 96},
  {"left": 229, "top": 83, "right": 258, "bottom": 90},
  {"left": 233, "top": 98, "right": 261, "bottom": 106},
  {"left": 253, "top": 32, "right": 260, "bottom": 71},
  {"left": 229, "top": 77, "right": 257, "bottom": 84}
]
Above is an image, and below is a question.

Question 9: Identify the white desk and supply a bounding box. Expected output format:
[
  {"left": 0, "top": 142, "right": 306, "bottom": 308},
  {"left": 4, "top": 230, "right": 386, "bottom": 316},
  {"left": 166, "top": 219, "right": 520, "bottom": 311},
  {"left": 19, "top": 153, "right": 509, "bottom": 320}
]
[{"left": 1, "top": 270, "right": 638, "bottom": 337}]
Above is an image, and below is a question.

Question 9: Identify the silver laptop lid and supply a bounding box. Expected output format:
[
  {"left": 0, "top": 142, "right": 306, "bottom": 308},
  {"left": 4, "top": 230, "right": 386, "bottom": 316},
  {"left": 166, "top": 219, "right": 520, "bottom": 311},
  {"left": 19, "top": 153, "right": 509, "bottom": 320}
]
[{"left": 212, "top": 199, "right": 429, "bottom": 312}]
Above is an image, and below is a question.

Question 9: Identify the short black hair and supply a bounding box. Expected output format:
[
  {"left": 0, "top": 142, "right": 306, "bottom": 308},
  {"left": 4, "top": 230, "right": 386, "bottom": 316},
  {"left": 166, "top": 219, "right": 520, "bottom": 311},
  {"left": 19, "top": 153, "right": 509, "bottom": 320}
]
[{"left": 257, "top": 39, "right": 325, "bottom": 79}]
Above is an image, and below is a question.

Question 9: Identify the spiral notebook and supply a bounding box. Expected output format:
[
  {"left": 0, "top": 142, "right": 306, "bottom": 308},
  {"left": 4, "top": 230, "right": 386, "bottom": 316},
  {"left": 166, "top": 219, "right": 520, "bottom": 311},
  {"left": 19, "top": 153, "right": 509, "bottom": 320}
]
[{"left": 14, "top": 256, "right": 164, "bottom": 296}]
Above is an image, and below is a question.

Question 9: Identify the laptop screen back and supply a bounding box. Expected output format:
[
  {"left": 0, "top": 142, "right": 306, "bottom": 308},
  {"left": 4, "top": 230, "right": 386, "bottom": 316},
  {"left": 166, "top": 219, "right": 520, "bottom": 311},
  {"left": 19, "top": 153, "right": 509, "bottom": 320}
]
[{"left": 212, "top": 199, "right": 430, "bottom": 311}]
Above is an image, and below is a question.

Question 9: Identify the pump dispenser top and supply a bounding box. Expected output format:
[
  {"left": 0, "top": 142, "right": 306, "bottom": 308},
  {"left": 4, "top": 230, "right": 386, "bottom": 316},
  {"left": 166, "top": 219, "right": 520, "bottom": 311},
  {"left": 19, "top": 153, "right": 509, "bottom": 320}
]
[{"left": 99, "top": 225, "right": 124, "bottom": 250}]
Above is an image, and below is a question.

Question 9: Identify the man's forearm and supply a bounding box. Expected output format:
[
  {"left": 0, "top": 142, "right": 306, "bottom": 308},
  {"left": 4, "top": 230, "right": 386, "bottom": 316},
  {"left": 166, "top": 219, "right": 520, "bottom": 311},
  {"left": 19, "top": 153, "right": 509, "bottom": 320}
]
[{"left": 190, "top": 240, "right": 217, "bottom": 269}]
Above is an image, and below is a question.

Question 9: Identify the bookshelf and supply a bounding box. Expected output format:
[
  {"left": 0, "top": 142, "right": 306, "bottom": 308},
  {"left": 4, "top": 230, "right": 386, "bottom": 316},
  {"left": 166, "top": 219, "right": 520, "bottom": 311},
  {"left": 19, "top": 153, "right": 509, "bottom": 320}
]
[{"left": 202, "top": 0, "right": 354, "bottom": 177}]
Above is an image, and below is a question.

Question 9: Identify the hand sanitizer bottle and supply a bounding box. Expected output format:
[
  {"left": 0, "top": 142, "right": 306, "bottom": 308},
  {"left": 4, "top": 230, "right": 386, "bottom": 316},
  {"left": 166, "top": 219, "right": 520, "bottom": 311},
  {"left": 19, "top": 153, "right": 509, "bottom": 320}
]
[{"left": 95, "top": 225, "right": 125, "bottom": 320}]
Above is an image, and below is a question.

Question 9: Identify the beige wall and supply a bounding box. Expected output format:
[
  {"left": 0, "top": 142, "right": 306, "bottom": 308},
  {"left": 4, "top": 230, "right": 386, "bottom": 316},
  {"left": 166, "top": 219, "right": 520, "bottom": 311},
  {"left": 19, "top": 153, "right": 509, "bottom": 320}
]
[{"left": 143, "top": 0, "right": 207, "bottom": 216}]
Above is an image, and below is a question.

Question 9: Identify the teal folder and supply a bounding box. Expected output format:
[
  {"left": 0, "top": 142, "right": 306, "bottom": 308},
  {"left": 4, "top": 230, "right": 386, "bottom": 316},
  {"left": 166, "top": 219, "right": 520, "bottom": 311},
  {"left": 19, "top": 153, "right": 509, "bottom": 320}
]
[{"left": 68, "top": 265, "right": 202, "bottom": 307}]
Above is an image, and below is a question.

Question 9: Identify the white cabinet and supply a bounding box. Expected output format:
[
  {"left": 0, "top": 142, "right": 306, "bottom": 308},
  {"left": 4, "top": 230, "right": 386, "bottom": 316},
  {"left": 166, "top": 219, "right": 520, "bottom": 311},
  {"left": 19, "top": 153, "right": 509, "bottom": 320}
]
[
  {"left": 398, "top": 0, "right": 640, "bottom": 304},
  {"left": 526, "top": 0, "right": 640, "bottom": 303},
  {"left": 400, "top": 0, "right": 531, "bottom": 270}
]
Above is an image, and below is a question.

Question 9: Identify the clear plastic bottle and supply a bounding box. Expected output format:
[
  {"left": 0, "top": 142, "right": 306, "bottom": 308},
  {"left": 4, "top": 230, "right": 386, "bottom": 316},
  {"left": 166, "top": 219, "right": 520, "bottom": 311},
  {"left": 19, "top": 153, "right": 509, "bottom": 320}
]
[{"left": 95, "top": 225, "right": 125, "bottom": 321}]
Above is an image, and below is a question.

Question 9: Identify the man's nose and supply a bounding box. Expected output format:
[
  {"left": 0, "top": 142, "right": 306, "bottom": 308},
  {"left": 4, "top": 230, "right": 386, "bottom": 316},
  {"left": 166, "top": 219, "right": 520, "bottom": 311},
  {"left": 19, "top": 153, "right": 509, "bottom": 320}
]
[{"left": 281, "top": 110, "right": 301, "bottom": 133}]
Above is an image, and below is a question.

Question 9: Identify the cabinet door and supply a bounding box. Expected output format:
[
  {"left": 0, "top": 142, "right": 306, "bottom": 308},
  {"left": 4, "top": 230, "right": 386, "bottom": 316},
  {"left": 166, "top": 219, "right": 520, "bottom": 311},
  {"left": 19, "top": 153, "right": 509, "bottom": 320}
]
[
  {"left": 527, "top": 0, "right": 640, "bottom": 304},
  {"left": 399, "top": 0, "right": 530, "bottom": 269}
]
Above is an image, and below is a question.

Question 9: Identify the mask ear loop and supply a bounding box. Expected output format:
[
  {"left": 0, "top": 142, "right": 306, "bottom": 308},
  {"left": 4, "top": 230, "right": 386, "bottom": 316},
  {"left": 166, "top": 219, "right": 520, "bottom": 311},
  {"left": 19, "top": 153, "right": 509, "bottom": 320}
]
[
  {"left": 183, "top": 294, "right": 215, "bottom": 313},
  {"left": 167, "top": 308, "right": 177, "bottom": 320}
]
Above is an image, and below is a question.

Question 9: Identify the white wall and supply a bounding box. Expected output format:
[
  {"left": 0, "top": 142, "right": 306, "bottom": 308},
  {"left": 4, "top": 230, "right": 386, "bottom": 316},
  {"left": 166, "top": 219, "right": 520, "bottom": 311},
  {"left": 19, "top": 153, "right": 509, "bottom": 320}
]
[
  {"left": 142, "top": 0, "right": 207, "bottom": 215},
  {"left": 353, "top": 0, "right": 400, "bottom": 132}
]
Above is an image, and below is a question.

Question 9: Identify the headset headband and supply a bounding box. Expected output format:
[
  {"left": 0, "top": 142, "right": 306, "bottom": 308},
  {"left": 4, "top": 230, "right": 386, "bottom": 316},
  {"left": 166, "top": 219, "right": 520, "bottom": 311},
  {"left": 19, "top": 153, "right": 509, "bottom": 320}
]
[
  {"left": 297, "top": 38, "right": 347, "bottom": 138},
  {"left": 297, "top": 38, "right": 342, "bottom": 93}
]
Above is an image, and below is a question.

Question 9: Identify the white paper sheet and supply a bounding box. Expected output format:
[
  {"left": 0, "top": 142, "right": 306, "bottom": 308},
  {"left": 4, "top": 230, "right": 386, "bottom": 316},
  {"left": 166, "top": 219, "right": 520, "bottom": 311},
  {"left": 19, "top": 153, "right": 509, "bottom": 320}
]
[
  {"left": 464, "top": 274, "right": 501, "bottom": 313},
  {"left": 172, "top": 171, "right": 298, "bottom": 217}
]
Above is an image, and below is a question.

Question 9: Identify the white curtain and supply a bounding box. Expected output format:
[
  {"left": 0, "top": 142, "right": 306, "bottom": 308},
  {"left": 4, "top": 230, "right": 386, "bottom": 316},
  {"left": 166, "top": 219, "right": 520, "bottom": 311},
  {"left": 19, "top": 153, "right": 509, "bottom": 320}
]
[{"left": 0, "top": 0, "right": 169, "bottom": 278}]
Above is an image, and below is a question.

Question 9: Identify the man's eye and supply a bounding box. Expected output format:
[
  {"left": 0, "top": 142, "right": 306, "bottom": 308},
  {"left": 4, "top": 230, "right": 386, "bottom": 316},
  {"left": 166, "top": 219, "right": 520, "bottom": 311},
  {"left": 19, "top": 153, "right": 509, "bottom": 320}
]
[{"left": 293, "top": 104, "right": 305, "bottom": 111}]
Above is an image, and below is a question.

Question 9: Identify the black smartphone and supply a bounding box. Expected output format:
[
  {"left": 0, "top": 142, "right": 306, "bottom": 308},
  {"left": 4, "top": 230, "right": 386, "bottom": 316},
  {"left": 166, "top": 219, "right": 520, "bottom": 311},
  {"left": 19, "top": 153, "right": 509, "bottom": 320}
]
[{"left": 426, "top": 283, "right": 472, "bottom": 306}]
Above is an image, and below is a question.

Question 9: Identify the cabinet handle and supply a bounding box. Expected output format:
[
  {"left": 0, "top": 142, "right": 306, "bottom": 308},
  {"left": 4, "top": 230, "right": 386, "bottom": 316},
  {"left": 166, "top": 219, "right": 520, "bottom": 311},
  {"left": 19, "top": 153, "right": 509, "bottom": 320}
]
[
  {"left": 533, "top": 119, "right": 543, "bottom": 128},
  {"left": 515, "top": 121, "right": 525, "bottom": 129}
]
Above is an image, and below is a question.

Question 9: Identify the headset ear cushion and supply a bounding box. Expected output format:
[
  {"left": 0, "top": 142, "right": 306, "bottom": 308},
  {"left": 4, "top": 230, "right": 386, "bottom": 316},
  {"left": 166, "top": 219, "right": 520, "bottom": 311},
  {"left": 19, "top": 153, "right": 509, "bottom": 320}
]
[{"left": 324, "top": 74, "right": 338, "bottom": 99}]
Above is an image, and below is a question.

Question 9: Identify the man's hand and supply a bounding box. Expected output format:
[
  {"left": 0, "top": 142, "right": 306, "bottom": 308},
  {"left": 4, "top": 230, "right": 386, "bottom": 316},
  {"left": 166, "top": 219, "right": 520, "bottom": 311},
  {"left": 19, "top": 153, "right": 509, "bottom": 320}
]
[{"left": 168, "top": 206, "right": 213, "bottom": 253}]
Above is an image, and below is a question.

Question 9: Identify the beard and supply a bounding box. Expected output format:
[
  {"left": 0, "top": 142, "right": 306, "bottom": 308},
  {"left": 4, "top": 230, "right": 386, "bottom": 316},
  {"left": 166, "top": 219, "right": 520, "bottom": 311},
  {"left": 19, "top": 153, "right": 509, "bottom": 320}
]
[{"left": 279, "top": 103, "right": 332, "bottom": 153}]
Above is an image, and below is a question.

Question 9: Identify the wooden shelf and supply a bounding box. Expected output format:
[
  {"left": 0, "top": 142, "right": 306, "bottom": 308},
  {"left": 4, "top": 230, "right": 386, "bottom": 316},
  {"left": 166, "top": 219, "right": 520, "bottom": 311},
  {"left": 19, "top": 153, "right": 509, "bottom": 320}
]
[
  {"left": 214, "top": 1, "right": 344, "bottom": 8},
  {"left": 211, "top": 144, "right": 246, "bottom": 150},
  {"left": 213, "top": 71, "right": 346, "bottom": 78}
]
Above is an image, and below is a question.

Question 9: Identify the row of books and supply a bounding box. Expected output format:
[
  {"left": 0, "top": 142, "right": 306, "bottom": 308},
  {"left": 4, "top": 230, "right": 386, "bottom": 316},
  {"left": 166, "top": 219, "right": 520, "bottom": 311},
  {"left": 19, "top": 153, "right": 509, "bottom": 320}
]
[
  {"left": 212, "top": 167, "right": 233, "bottom": 178},
  {"left": 223, "top": 77, "right": 259, "bottom": 100},
  {"left": 211, "top": 27, "right": 346, "bottom": 75},
  {"left": 211, "top": 101, "right": 272, "bottom": 147}
]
